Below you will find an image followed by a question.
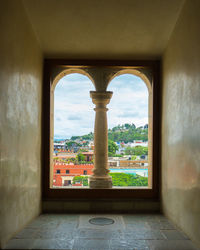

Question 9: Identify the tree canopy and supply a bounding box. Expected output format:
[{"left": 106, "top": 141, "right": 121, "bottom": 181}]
[
  {"left": 69, "top": 123, "right": 148, "bottom": 143},
  {"left": 108, "top": 140, "right": 118, "bottom": 156},
  {"left": 125, "top": 146, "right": 148, "bottom": 155},
  {"left": 73, "top": 173, "right": 148, "bottom": 187}
]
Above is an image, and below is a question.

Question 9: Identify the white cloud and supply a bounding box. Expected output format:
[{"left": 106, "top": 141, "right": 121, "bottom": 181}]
[
  {"left": 107, "top": 74, "right": 148, "bottom": 129},
  {"left": 54, "top": 74, "right": 95, "bottom": 138}
]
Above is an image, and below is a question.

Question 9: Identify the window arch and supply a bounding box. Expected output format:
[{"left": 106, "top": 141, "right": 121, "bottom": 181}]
[
  {"left": 107, "top": 71, "right": 152, "bottom": 188},
  {"left": 50, "top": 71, "right": 95, "bottom": 188}
]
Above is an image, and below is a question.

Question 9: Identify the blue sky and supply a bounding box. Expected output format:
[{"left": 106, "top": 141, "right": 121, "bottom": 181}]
[{"left": 54, "top": 73, "right": 148, "bottom": 139}]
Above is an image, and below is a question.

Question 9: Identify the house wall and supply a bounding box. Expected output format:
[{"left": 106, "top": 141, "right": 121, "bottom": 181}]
[
  {"left": 53, "top": 164, "right": 93, "bottom": 186},
  {"left": 162, "top": 0, "right": 200, "bottom": 247},
  {"left": 0, "top": 0, "right": 43, "bottom": 248}
]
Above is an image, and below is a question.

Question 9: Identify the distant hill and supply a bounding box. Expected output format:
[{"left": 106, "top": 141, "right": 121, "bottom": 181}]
[
  {"left": 70, "top": 123, "right": 148, "bottom": 143},
  {"left": 108, "top": 123, "right": 148, "bottom": 143}
]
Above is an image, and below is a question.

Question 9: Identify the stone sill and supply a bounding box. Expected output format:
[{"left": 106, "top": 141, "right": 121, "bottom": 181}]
[
  {"left": 42, "top": 199, "right": 160, "bottom": 213},
  {"left": 52, "top": 186, "right": 149, "bottom": 189}
]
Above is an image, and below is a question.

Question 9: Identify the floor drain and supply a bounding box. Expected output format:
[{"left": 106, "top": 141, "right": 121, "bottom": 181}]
[{"left": 89, "top": 217, "right": 115, "bottom": 226}]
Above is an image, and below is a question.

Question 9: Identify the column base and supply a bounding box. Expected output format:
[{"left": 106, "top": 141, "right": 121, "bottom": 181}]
[{"left": 89, "top": 176, "right": 112, "bottom": 189}]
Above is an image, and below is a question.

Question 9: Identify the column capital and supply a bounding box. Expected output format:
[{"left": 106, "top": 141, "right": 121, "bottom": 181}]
[{"left": 90, "top": 91, "right": 113, "bottom": 105}]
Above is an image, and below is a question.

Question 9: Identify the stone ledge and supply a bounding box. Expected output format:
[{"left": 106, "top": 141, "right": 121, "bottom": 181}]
[{"left": 42, "top": 199, "right": 160, "bottom": 213}]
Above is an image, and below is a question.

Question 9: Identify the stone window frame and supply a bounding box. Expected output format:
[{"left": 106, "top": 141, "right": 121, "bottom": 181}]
[{"left": 42, "top": 59, "right": 161, "bottom": 200}]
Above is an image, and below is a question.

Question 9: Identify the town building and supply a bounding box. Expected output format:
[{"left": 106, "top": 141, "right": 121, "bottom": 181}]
[
  {"left": 82, "top": 152, "right": 94, "bottom": 162},
  {"left": 53, "top": 163, "right": 93, "bottom": 186}
]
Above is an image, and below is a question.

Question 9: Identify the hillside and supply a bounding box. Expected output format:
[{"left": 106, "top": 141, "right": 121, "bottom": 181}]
[{"left": 70, "top": 123, "right": 148, "bottom": 143}]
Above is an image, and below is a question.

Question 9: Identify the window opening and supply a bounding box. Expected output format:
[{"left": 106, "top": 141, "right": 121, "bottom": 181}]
[
  {"left": 52, "top": 73, "right": 95, "bottom": 188},
  {"left": 107, "top": 73, "right": 152, "bottom": 187},
  {"left": 47, "top": 64, "right": 156, "bottom": 193}
]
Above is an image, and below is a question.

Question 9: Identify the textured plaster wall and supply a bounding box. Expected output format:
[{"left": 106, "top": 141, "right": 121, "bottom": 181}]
[
  {"left": 162, "top": 0, "right": 200, "bottom": 247},
  {"left": 0, "top": 0, "right": 43, "bottom": 248}
]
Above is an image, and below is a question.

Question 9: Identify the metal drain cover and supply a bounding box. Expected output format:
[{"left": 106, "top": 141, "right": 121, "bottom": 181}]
[{"left": 89, "top": 217, "right": 115, "bottom": 226}]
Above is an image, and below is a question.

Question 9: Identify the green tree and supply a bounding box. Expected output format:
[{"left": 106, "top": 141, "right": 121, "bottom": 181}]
[
  {"left": 76, "top": 153, "right": 85, "bottom": 162},
  {"left": 124, "top": 146, "right": 148, "bottom": 156},
  {"left": 134, "top": 146, "right": 148, "bottom": 155},
  {"left": 73, "top": 173, "right": 148, "bottom": 187},
  {"left": 65, "top": 141, "right": 81, "bottom": 149},
  {"left": 73, "top": 176, "right": 88, "bottom": 186},
  {"left": 70, "top": 136, "right": 81, "bottom": 140},
  {"left": 124, "top": 123, "right": 131, "bottom": 129},
  {"left": 124, "top": 146, "right": 134, "bottom": 155},
  {"left": 131, "top": 155, "right": 137, "bottom": 160},
  {"left": 109, "top": 173, "right": 148, "bottom": 186},
  {"left": 108, "top": 140, "right": 118, "bottom": 156}
]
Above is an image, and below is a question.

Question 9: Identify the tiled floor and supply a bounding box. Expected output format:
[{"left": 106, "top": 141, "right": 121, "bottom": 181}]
[{"left": 4, "top": 214, "right": 199, "bottom": 250}]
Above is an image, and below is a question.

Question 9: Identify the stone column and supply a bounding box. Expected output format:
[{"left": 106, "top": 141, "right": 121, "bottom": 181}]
[{"left": 89, "top": 91, "right": 113, "bottom": 188}]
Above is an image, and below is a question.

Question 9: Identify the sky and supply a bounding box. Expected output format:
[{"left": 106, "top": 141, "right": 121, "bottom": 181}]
[{"left": 54, "top": 73, "right": 148, "bottom": 139}]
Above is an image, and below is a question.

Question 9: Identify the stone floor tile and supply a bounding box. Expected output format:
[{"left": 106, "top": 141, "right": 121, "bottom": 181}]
[
  {"left": 124, "top": 229, "right": 165, "bottom": 240},
  {"left": 161, "top": 230, "right": 188, "bottom": 240},
  {"left": 4, "top": 239, "right": 34, "bottom": 249},
  {"left": 78, "top": 214, "right": 125, "bottom": 230},
  {"left": 123, "top": 215, "right": 146, "bottom": 223},
  {"left": 76, "top": 228, "right": 122, "bottom": 239},
  {"left": 31, "top": 239, "right": 74, "bottom": 249},
  {"left": 54, "top": 214, "right": 79, "bottom": 223},
  {"left": 27, "top": 219, "right": 60, "bottom": 230},
  {"left": 34, "top": 229, "right": 57, "bottom": 239},
  {"left": 110, "top": 239, "right": 149, "bottom": 250},
  {"left": 57, "top": 221, "right": 78, "bottom": 231},
  {"left": 34, "top": 228, "right": 74, "bottom": 239},
  {"left": 72, "top": 238, "right": 110, "bottom": 250},
  {"left": 147, "top": 220, "right": 175, "bottom": 230},
  {"left": 27, "top": 220, "right": 45, "bottom": 229},
  {"left": 123, "top": 214, "right": 164, "bottom": 225},
  {"left": 147, "top": 240, "right": 199, "bottom": 250},
  {"left": 4, "top": 214, "right": 198, "bottom": 250},
  {"left": 158, "top": 220, "right": 175, "bottom": 230},
  {"left": 53, "top": 230, "right": 75, "bottom": 239},
  {"left": 125, "top": 222, "right": 151, "bottom": 230},
  {"left": 136, "top": 215, "right": 162, "bottom": 222},
  {"left": 14, "top": 228, "right": 38, "bottom": 239}
]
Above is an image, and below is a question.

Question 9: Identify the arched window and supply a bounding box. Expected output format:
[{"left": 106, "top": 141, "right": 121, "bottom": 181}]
[
  {"left": 51, "top": 72, "right": 95, "bottom": 188},
  {"left": 107, "top": 73, "right": 152, "bottom": 188},
  {"left": 43, "top": 60, "right": 160, "bottom": 199}
]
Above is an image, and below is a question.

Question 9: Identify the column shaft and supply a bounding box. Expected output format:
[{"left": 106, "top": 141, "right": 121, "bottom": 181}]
[{"left": 89, "top": 91, "right": 113, "bottom": 188}]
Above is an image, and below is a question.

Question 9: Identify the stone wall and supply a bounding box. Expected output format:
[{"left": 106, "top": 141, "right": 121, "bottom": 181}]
[
  {"left": 162, "top": 0, "right": 200, "bottom": 248},
  {"left": 0, "top": 0, "right": 43, "bottom": 247}
]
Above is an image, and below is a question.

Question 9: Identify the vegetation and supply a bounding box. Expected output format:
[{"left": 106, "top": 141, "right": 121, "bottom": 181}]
[
  {"left": 69, "top": 123, "right": 148, "bottom": 143},
  {"left": 131, "top": 155, "right": 137, "bottom": 160},
  {"left": 108, "top": 125, "right": 148, "bottom": 143},
  {"left": 124, "top": 146, "right": 148, "bottom": 155},
  {"left": 54, "top": 155, "right": 93, "bottom": 165},
  {"left": 76, "top": 153, "right": 85, "bottom": 162},
  {"left": 53, "top": 157, "right": 76, "bottom": 164},
  {"left": 71, "top": 132, "right": 93, "bottom": 141},
  {"left": 112, "top": 154, "right": 123, "bottom": 157},
  {"left": 73, "top": 173, "right": 148, "bottom": 187},
  {"left": 111, "top": 123, "right": 136, "bottom": 131},
  {"left": 65, "top": 141, "right": 81, "bottom": 149},
  {"left": 110, "top": 173, "right": 148, "bottom": 186},
  {"left": 73, "top": 176, "right": 88, "bottom": 186},
  {"left": 108, "top": 139, "right": 118, "bottom": 156}
]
